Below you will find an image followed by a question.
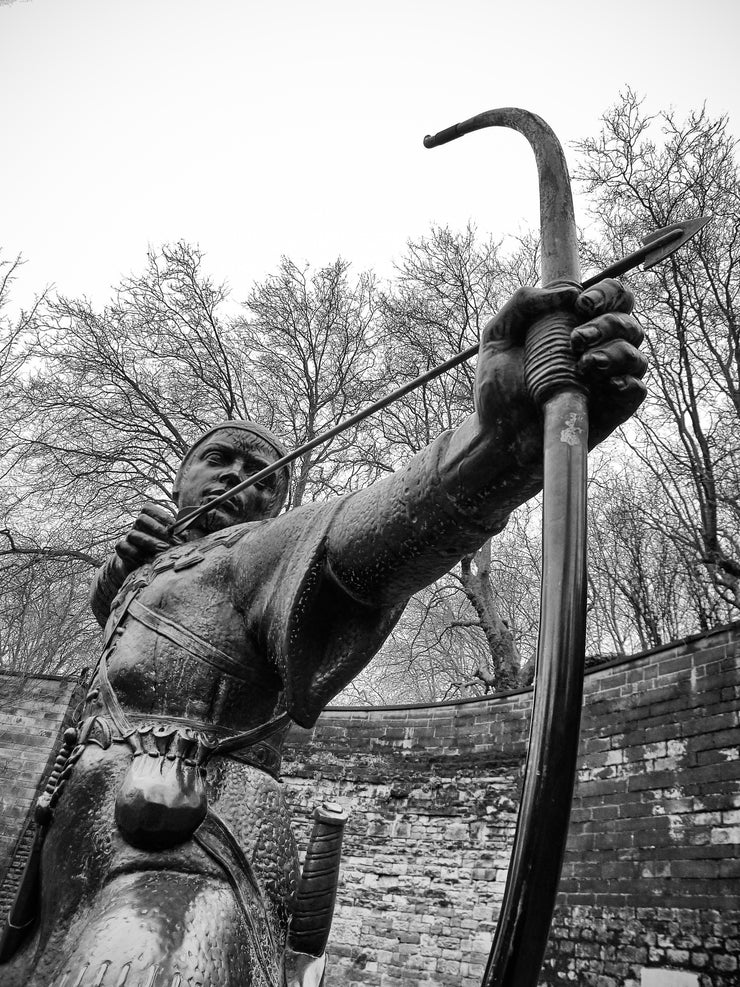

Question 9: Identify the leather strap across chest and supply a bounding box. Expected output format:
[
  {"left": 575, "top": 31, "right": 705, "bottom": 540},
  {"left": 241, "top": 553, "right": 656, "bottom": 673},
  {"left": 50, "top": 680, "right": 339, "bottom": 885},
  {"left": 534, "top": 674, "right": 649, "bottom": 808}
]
[
  {"left": 93, "top": 579, "right": 291, "bottom": 772},
  {"left": 127, "top": 599, "right": 248, "bottom": 680}
]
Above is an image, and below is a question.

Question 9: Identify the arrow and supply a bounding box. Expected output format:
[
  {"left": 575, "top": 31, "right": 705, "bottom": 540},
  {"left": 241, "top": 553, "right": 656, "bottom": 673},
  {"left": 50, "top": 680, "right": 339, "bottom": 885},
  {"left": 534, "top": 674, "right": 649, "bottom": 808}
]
[
  {"left": 171, "top": 214, "right": 710, "bottom": 538},
  {"left": 591, "top": 215, "right": 711, "bottom": 281}
]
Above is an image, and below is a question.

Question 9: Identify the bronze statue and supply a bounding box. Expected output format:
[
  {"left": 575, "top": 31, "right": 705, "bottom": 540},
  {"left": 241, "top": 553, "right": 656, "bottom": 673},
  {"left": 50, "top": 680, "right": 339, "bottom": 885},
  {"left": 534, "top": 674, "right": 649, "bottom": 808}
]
[{"left": 0, "top": 273, "right": 647, "bottom": 986}]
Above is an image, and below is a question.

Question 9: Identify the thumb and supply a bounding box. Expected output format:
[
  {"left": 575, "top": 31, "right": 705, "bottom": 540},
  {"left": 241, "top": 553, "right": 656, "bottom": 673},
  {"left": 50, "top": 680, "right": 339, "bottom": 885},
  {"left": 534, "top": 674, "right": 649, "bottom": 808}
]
[{"left": 483, "top": 285, "right": 580, "bottom": 345}]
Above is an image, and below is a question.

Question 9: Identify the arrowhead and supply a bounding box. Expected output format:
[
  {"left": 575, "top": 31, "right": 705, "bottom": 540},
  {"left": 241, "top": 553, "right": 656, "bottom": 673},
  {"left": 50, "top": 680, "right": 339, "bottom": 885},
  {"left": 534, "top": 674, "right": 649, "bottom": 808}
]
[{"left": 641, "top": 215, "right": 712, "bottom": 270}]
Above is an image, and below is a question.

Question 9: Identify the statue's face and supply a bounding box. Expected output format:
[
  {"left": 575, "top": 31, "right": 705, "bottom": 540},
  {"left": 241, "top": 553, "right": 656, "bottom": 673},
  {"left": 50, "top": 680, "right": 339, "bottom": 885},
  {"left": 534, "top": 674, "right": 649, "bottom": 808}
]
[{"left": 176, "top": 431, "right": 280, "bottom": 532}]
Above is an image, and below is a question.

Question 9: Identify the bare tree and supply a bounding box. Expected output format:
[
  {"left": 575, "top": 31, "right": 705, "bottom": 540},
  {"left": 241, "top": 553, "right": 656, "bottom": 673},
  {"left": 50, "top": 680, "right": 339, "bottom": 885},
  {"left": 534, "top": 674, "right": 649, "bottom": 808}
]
[
  {"left": 585, "top": 467, "right": 731, "bottom": 656},
  {"left": 0, "top": 245, "right": 387, "bottom": 677},
  {"left": 576, "top": 91, "right": 740, "bottom": 616},
  {"left": 0, "top": 553, "right": 97, "bottom": 682},
  {"left": 338, "top": 226, "right": 542, "bottom": 702},
  {"left": 457, "top": 540, "right": 521, "bottom": 691},
  {"left": 6, "top": 105, "right": 738, "bottom": 696},
  {"left": 244, "top": 256, "right": 384, "bottom": 507},
  {"left": 0, "top": 256, "right": 100, "bottom": 686},
  {"left": 0, "top": 245, "right": 244, "bottom": 681},
  {"left": 339, "top": 578, "right": 493, "bottom": 705}
]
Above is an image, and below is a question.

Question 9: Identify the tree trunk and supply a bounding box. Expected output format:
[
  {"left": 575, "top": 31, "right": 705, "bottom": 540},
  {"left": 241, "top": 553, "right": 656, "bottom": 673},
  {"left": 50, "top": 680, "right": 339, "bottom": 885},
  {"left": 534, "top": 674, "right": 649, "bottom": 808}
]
[{"left": 458, "top": 538, "right": 521, "bottom": 692}]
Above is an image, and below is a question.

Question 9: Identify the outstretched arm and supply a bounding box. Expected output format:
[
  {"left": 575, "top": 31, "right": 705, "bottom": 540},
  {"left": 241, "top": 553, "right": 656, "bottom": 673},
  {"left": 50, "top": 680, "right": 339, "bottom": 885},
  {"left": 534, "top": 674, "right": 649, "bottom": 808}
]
[{"left": 326, "top": 279, "right": 646, "bottom": 608}]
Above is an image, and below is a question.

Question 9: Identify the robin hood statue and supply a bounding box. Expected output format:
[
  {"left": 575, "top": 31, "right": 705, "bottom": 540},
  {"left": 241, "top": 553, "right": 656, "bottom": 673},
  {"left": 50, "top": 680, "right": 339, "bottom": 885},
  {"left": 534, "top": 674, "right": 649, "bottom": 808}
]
[{"left": 1, "top": 281, "right": 646, "bottom": 986}]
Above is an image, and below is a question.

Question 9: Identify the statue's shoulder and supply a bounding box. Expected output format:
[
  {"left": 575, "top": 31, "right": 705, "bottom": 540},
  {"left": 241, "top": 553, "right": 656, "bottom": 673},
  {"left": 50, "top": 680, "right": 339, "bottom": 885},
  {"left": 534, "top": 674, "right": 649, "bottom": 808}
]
[{"left": 229, "top": 498, "right": 348, "bottom": 548}]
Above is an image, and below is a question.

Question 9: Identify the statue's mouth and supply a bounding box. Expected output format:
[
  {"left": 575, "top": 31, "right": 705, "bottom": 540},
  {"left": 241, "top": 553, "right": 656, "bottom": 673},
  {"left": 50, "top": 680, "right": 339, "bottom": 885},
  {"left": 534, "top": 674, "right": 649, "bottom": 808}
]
[{"left": 203, "top": 488, "right": 243, "bottom": 515}]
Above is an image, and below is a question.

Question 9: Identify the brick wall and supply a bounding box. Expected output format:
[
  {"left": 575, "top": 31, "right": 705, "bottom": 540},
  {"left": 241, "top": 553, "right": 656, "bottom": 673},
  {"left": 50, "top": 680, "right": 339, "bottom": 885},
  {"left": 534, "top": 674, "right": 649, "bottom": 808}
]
[
  {"left": 0, "top": 674, "right": 83, "bottom": 922},
  {"left": 0, "top": 624, "right": 738, "bottom": 986},
  {"left": 283, "top": 624, "right": 740, "bottom": 987}
]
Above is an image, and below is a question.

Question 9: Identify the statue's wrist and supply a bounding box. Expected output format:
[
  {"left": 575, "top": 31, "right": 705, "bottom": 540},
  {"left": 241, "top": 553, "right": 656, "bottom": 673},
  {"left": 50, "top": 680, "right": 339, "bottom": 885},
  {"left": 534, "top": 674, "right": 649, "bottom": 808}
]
[{"left": 439, "top": 402, "right": 544, "bottom": 528}]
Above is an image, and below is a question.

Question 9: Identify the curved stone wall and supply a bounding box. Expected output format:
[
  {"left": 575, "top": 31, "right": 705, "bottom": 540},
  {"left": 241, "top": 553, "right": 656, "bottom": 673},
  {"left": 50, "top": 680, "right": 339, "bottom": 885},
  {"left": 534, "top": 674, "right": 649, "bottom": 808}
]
[
  {"left": 1, "top": 624, "right": 738, "bottom": 986},
  {"left": 283, "top": 624, "right": 740, "bottom": 987}
]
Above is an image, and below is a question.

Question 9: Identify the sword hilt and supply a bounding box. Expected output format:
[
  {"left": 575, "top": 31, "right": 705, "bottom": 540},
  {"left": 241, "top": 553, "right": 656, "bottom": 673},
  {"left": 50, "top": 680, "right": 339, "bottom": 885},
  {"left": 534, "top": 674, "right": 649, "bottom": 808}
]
[{"left": 289, "top": 801, "right": 348, "bottom": 958}]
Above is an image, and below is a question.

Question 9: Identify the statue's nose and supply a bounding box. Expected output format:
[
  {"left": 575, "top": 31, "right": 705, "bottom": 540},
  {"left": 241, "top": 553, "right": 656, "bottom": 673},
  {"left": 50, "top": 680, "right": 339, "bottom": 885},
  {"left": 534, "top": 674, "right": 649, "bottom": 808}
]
[{"left": 219, "top": 467, "right": 241, "bottom": 488}]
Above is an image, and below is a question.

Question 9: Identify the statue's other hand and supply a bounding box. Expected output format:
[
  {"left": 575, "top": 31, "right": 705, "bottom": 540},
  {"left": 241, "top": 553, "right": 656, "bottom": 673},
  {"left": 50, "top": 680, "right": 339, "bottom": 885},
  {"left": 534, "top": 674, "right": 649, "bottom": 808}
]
[
  {"left": 115, "top": 503, "right": 176, "bottom": 572},
  {"left": 476, "top": 279, "right": 646, "bottom": 446}
]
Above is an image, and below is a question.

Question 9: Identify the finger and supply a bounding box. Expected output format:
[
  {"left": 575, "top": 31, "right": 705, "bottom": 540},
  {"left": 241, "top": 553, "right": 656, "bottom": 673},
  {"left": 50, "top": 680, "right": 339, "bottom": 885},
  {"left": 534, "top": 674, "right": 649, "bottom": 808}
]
[
  {"left": 134, "top": 510, "right": 176, "bottom": 539},
  {"left": 571, "top": 312, "right": 644, "bottom": 354},
  {"left": 114, "top": 540, "right": 138, "bottom": 564},
  {"left": 129, "top": 530, "right": 170, "bottom": 552},
  {"left": 116, "top": 531, "right": 169, "bottom": 561},
  {"left": 139, "top": 503, "right": 176, "bottom": 523},
  {"left": 483, "top": 284, "right": 580, "bottom": 344},
  {"left": 576, "top": 278, "right": 634, "bottom": 318},
  {"left": 589, "top": 376, "right": 647, "bottom": 446},
  {"left": 133, "top": 516, "right": 173, "bottom": 541},
  {"left": 114, "top": 538, "right": 147, "bottom": 567},
  {"left": 578, "top": 339, "right": 648, "bottom": 380}
]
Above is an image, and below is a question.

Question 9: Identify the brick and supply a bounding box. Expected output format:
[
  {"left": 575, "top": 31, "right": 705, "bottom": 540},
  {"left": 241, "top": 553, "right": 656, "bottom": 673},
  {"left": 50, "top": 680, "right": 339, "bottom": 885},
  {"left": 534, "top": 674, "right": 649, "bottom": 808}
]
[{"left": 712, "top": 954, "right": 738, "bottom": 972}]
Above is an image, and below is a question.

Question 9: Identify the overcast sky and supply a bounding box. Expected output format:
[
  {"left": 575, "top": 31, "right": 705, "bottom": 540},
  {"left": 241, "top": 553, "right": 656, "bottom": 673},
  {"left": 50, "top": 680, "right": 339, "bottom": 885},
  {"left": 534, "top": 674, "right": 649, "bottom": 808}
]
[{"left": 2, "top": 0, "right": 738, "bottom": 308}]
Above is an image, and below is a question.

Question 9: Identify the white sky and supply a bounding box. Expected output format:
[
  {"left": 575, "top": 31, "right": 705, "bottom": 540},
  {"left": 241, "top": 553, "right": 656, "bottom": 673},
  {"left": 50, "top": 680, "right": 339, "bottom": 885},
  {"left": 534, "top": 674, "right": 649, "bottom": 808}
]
[{"left": 2, "top": 0, "right": 739, "bottom": 307}]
